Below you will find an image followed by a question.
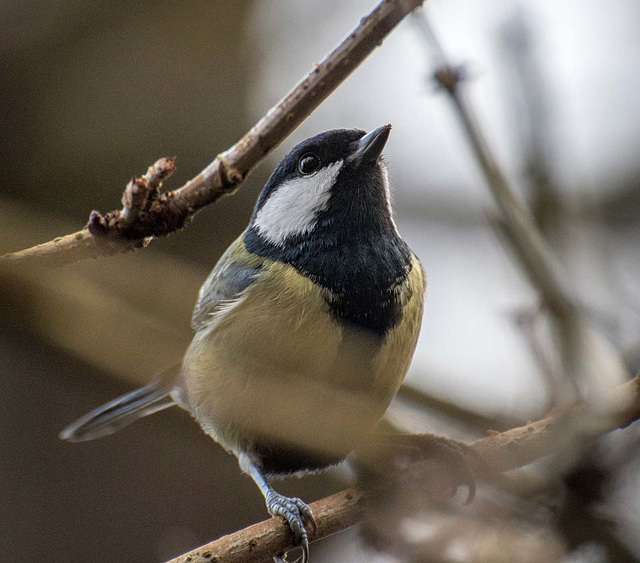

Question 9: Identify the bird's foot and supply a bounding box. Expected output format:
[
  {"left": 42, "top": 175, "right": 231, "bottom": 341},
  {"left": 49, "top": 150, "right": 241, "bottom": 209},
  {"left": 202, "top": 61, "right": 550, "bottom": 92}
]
[
  {"left": 266, "top": 491, "right": 316, "bottom": 563},
  {"left": 406, "top": 434, "right": 479, "bottom": 503},
  {"left": 357, "top": 432, "right": 484, "bottom": 505}
]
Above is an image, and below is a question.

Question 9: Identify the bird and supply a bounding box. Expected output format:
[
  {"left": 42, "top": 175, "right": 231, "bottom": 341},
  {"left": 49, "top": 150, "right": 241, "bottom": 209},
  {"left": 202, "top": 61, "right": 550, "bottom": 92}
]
[{"left": 60, "top": 124, "right": 426, "bottom": 563}]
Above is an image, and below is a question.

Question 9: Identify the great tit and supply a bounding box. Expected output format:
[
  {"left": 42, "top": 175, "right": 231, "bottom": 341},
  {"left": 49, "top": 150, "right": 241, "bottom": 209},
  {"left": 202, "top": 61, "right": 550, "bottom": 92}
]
[{"left": 60, "top": 125, "right": 426, "bottom": 562}]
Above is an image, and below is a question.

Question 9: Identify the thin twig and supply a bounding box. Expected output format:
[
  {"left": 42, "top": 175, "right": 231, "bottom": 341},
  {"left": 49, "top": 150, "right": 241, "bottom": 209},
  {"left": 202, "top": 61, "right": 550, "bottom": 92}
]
[
  {"left": 415, "top": 14, "right": 570, "bottom": 318},
  {"left": 166, "top": 376, "right": 640, "bottom": 563},
  {"left": 1, "top": 0, "right": 424, "bottom": 268},
  {"left": 411, "top": 13, "right": 631, "bottom": 403},
  {"left": 498, "top": 8, "right": 561, "bottom": 235}
]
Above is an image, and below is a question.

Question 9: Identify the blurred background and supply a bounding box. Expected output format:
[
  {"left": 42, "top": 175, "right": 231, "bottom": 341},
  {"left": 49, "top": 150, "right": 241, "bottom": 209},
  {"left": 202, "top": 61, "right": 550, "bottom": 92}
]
[{"left": 1, "top": 0, "right": 639, "bottom": 561}]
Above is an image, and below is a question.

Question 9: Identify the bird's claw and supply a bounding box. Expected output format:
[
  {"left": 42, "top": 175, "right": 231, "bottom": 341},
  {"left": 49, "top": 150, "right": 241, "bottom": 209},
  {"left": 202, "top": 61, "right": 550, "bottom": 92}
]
[
  {"left": 266, "top": 491, "right": 315, "bottom": 563},
  {"left": 272, "top": 539, "right": 308, "bottom": 563},
  {"left": 407, "top": 434, "right": 479, "bottom": 504}
]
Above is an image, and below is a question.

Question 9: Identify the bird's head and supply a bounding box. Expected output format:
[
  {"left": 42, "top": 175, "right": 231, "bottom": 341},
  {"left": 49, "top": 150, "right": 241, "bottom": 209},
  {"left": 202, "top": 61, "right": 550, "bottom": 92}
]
[{"left": 247, "top": 125, "right": 396, "bottom": 248}]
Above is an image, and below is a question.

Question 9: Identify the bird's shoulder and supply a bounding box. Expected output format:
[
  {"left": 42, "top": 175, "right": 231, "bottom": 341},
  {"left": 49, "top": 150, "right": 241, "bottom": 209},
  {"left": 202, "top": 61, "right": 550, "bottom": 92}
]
[{"left": 191, "top": 237, "right": 263, "bottom": 331}]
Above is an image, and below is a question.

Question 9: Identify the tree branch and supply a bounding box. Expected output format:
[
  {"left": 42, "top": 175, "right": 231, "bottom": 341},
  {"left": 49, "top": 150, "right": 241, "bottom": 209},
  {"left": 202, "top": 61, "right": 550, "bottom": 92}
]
[
  {"left": 411, "top": 13, "right": 630, "bottom": 403},
  {"left": 167, "top": 489, "right": 363, "bottom": 563},
  {"left": 1, "top": 0, "right": 424, "bottom": 268},
  {"left": 166, "top": 375, "right": 640, "bottom": 563},
  {"left": 412, "top": 14, "right": 570, "bottom": 316}
]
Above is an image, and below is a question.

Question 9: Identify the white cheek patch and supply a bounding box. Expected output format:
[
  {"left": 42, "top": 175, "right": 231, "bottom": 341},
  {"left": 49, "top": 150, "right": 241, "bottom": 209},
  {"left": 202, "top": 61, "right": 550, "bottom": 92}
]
[{"left": 253, "top": 160, "right": 343, "bottom": 245}]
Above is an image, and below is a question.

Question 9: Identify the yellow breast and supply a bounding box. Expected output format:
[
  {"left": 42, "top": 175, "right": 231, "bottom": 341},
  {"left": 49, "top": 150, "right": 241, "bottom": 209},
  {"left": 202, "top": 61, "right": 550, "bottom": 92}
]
[{"left": 182, "top": 253, "right": 425, "bottom": 461}]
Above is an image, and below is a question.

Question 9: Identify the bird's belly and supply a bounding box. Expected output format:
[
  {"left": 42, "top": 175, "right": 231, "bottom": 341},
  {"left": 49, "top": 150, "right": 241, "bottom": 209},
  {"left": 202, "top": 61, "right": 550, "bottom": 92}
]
[{"left": 181, "top": 267, "right": 394, "bottom": 468}]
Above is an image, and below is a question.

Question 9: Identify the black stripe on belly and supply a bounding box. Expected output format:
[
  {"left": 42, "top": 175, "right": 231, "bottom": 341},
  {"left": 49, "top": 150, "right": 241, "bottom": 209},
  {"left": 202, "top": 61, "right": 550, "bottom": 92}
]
[
  {"left": 322, "top": 274, "right": 411, "bottom": 337},
  {"left": 252, "top": 438, "right": 346, "bottom": 477}
]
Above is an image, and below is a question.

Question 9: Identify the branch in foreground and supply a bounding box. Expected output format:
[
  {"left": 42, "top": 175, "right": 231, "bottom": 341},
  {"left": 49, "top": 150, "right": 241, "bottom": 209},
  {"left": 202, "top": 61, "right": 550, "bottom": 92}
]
[
  {"left": 168, "top": 489, "right": 363, "bottom": 563},
  {"left": 1, "top": 0, "right": 424, "bottom": 268},
  {"left": 167, "top": 376, "right": 640, "bottom": 563}
]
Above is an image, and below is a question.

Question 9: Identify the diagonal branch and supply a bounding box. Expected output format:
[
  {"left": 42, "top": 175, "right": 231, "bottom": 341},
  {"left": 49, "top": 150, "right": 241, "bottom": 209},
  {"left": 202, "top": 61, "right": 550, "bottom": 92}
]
[
  {"left": 411, "top": 13, "right": 630, "bottom": 405},
  {"left": 166, "top": 376, "right": 640, "bottom": 563},
  {"left": 167, "top": 489, "right": 363, "bottom": 563},
  {"left": 412, "top": 13, "right": 572, "bottom": 327},
  {"left": 1, "top": 0, "right": 424, "bottom": 268}
]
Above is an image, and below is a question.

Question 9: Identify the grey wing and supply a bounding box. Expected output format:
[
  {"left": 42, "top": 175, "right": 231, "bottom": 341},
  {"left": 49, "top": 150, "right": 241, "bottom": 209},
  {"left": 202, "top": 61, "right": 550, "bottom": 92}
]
[{"left": 191, "top": 237, "right": 262, "bottom": 331}]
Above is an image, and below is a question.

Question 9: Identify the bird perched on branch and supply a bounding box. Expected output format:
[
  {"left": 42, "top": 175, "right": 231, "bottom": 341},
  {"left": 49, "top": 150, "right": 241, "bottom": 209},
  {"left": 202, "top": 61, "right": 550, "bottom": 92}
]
[{"left": 60, "top": 125, "right": 426, "bottom": 563}]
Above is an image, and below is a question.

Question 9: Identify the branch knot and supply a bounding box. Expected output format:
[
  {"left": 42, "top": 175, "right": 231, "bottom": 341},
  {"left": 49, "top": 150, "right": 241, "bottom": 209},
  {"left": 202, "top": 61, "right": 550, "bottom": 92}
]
[
  {"left": 433, "top": 64, "right": 466, "bottom": 94},
  {"left": 217, "top": 156, "right": 244, "bottom": 195},
  {"left": 86, "top": 157, "right": 183, "bottom": 243}
]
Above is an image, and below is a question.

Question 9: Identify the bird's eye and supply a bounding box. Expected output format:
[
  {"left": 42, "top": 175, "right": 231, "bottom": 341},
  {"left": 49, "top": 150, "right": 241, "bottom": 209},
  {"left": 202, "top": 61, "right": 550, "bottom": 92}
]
[{"left": 298, "top": 153, "right": 320, "bottom": 175}]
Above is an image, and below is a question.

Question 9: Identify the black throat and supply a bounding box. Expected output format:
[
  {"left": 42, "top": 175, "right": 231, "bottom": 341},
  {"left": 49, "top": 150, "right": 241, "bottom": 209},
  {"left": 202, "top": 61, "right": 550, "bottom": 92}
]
[{"left": 245, "top": 168, "right": 413, "bottom": 337}]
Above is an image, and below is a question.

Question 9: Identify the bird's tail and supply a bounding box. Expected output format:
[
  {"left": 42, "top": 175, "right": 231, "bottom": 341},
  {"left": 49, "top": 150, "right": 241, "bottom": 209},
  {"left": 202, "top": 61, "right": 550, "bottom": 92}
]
[{"left": 59, "top": 366, "right": 179, "bottom": 442}]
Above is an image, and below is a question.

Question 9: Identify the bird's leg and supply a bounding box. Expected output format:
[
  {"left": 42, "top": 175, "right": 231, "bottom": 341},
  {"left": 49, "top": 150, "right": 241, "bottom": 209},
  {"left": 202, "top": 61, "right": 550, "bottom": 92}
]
[{"left": 238, "top": 453, "right": 316, "bottom": 563}]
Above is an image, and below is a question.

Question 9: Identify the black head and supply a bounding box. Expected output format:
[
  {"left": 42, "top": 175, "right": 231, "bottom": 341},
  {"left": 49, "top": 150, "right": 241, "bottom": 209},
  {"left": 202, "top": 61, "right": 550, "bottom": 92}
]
[{"left": 247, "top": 125, "right": 397, "bottom": 248}]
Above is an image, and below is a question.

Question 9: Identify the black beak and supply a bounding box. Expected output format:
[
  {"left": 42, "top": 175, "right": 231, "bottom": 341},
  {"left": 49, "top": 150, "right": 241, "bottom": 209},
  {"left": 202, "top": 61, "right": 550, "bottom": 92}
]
[{"left": 348, "top": 124, "right": 391, "bottom": 168}]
